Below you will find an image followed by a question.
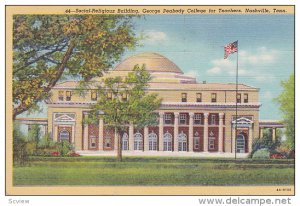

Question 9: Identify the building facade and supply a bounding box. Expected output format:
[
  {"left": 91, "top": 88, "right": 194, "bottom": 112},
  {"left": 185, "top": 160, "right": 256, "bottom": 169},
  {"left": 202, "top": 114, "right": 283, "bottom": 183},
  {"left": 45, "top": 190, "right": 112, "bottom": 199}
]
[{"left": 46, "top": 52, "right": 262, "bottom": 154}]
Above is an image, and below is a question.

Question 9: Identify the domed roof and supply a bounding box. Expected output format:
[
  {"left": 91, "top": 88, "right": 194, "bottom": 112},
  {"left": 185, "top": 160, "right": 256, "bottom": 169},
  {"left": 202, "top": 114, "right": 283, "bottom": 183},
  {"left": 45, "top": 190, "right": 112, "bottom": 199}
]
[{"left": 114, "top": 52, "right": 183, "bottom": 74}]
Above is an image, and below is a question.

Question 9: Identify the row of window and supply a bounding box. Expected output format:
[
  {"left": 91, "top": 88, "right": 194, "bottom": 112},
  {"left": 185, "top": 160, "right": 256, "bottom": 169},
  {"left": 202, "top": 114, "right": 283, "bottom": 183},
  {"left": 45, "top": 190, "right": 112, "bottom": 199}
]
[
  {"left": 164, "top": 113, "right": 219, "bottom": 125},
  {"left": 58, "top": 90, "right": 128, "bottom": 102},
  {"left": 58, "top": 91, "right": 249, "bottom": 103},
  {"left": 108, "top": 132, "right": 216, "bottom": 151},
  {"left": 181, "top": 93, "right": 249, "bottom": 103}
]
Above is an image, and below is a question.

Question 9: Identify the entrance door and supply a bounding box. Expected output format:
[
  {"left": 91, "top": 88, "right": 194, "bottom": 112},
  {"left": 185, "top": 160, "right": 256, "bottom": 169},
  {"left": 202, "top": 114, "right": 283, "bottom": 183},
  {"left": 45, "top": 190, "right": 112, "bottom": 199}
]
[
  {"left": 236, "top": 134, "right": 245, "bottom": 153},
  {"left": 58, "top": 127, "right": 72, "bottom": 142}
]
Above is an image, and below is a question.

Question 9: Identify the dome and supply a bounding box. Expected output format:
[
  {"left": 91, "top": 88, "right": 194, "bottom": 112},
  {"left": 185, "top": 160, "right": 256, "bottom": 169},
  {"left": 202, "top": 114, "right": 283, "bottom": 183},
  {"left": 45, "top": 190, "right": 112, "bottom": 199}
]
[{"left": 114, "top": 52, "right": 183, "bottom": 74}]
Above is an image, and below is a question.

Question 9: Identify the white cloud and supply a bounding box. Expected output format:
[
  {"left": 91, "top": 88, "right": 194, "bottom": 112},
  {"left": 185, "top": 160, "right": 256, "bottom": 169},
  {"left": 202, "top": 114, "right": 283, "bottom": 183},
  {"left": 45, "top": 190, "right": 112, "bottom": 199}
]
[
  {"left": 206, "top": 47, "right": 279, "bottom": 81},
  {"left": 263, "top": 91, "right": 273, "bottom": 100},
  {"left": 207, "top": 67, "right": 221, "bottom": 75},
  {"left": 143, "top": 30, "right": 168, "bottom": 44}
]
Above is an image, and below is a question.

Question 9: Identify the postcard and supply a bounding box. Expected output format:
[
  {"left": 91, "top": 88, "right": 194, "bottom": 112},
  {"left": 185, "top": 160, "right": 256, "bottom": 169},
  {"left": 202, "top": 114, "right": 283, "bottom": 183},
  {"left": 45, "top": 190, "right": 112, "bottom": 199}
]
[{"left": 5, "top": 5, "right": 295, "bottom": 196}]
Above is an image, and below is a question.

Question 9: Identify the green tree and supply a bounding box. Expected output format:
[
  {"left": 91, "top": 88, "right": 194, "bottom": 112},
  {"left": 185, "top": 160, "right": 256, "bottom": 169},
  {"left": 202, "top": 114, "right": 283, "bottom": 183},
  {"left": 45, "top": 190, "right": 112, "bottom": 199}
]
[
  {"left": 13, "top": 15, "right": 138, "bottom": 119},
  {"left": 87, "top": 65, "right": 161, "bottom": 161},
  {"left": 275, "top": 73, "right": 295, "bottom": 150},
  {"left": 27, "top": 124, "right": 40, "bottom": 143}
]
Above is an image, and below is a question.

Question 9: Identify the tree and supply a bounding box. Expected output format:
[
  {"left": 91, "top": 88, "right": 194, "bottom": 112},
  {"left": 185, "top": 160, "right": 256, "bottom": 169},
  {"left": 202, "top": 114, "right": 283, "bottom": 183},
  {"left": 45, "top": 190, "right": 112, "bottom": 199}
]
[
  {"left": 275, "top": 73, "right": 295, "bottom": 150},
  {"left": 13, "top": 15, "right": 138, "bottom": 119},
  {"left": 87, "top": 65, "right": 161, "bottom": 161}
]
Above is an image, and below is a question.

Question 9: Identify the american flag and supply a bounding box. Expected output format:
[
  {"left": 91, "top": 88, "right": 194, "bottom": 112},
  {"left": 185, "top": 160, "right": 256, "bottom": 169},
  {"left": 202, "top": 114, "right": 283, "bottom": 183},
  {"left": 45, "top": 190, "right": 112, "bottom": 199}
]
[{"left": 224, "top": 41, "right": 238, "bottom": 59}]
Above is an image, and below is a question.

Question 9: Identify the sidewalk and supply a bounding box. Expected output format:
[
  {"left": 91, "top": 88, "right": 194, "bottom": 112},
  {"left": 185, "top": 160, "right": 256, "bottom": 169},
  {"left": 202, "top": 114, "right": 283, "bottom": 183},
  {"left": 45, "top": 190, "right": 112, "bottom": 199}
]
[{"left": 77, "top": 150, "right": 249, "bottom": 158}]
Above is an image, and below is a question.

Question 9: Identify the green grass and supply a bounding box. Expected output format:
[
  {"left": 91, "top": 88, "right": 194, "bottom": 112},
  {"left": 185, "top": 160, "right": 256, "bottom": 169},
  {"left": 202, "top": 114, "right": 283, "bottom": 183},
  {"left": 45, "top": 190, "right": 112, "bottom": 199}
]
[{"left": 13, "top": 156, "right": 294, "bottom": 186}]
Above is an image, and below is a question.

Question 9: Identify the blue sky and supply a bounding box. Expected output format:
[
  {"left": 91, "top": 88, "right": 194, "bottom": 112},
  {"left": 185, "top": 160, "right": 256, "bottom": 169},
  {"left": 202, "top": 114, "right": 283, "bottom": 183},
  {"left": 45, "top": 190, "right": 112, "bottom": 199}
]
[
  {"left": 121, "top": 14, "right": 294, "bottom": 120},
  {"left": 21, "top": 14, "right": 294, "bottom": 121}
]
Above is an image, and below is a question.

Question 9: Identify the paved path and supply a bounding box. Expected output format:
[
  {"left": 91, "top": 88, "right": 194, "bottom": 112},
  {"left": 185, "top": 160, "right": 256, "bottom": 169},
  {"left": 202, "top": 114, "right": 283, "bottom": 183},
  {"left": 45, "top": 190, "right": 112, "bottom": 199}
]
[{"left": 77, "top": 150, "right": 249, "bottom": 158}]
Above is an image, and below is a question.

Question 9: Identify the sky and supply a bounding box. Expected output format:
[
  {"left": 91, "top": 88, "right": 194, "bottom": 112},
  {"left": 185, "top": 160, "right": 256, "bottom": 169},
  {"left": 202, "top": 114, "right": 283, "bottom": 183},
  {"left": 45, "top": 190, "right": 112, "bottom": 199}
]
[
  {"left": 21, "top": 14, "right": 294, "bottom": 121},
  {"left": 121, "top": 14, "right": 294, "bottom": 120}
]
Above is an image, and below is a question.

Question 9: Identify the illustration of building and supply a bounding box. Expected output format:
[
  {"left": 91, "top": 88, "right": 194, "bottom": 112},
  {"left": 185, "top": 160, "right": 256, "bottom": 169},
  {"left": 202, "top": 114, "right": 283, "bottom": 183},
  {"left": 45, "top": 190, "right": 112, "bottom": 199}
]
[{"left": 16, "top": 52, "right": 284, "bottom": 154}]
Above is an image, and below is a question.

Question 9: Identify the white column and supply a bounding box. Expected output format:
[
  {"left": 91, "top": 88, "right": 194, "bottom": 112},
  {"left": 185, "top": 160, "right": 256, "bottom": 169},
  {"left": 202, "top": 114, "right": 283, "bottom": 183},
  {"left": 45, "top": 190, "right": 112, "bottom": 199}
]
[
  {"left": 129, "top": 122, "right": 134, "bottom": 151},
  {"left": 232, "top": 127, "right": 236, "bottom": 153},
  {"left": 188, "top": 112, "right": 194, "bottom": 152},
  {"left": 53, "top": 125, "right": 58, "bottom": 142},
  {"left": 71, "top": 125, "right": 75, "bottom": 144},
  {"left": 272, "top": 128, "right": 276, "bottom": 142},
  {"left": 218, "top": 113, "right": 224, "bottom": 152},
  {"left": 248, "top": 125, "right": 253, "bottom": 153},
  {"left": 114, "top": 128, "right": 118, "bottom": 151},
  {"left": 260, "top": 128, "right": 263, "bottom": 138},
  {"left": 174, "top": 112, "right": 179, "bottom": 151},
  {"left": 203, "top": 113, "right": 209, "bottom": 152},
  {"left": 159, "top": 112, "right": 164, "bottom": 151},
  {"left": 98, "top": 118, "right": 104, "bottom": 150},
  {"left": 144, "top": 126, "right": 149, "bottom": 151}
]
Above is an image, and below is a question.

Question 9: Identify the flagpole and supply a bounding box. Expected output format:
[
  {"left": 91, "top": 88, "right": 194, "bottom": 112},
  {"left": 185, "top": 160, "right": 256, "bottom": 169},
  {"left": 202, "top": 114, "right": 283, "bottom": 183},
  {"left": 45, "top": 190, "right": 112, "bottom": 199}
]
[{"left": 235, "top": 40, "right": 239, "bottom": 160}]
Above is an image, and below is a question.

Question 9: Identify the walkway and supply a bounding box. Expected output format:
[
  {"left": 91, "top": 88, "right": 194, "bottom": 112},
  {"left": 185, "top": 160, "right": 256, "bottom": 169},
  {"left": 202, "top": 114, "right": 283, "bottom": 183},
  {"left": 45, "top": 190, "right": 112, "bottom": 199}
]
[{"left": 77, "top": 150, "right": 249, "bottom": 158}]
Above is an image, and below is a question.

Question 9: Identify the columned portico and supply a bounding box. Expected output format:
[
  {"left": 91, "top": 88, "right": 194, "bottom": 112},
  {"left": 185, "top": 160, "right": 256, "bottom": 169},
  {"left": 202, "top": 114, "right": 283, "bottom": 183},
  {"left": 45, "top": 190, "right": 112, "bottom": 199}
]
[
  {"left": 203, "top": 113, "right": 209, "bottom": 152},
  {"left": 188, "top": 112, "right": 194, "bottom": 152},
  {"left": 218, "top": 113, "right": 224, "bottom": 152},
  {"left": 174, "top": 112, "right": 179, "bottom": 151},
  {"left": 232, "top": 117, "right": 254, "bottom": 153}
]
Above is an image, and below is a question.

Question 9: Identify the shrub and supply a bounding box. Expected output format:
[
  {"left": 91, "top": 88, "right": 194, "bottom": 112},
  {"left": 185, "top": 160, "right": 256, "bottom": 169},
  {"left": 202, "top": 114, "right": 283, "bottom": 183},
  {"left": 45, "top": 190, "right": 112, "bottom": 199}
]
[
  {"left": 13, "top": 123, "right": 29, "bottom": 166},
  {"left": 66, "top": 152, "right": 80, "bottom": 157},
  {"left": 270, "top": 153, "right": 286, "bottom": 159},
  {"left": 252, "top": 149, "right": 270, "bottom": 159},
  {"left": 51, "top": 151, "right": 60, "bottom": 157},
  {"left": 37, "top": 133, "right": 52, "bottom": 149},
  {"left": 55, "top": 140, "right": 74, "bottom": 156}
]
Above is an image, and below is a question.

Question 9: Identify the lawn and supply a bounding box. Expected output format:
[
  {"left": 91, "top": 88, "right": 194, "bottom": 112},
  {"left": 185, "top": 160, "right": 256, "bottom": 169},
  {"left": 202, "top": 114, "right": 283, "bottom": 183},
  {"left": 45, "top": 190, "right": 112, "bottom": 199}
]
[{"left": 13, "top": 156, "right": 294, "bottom": 186}]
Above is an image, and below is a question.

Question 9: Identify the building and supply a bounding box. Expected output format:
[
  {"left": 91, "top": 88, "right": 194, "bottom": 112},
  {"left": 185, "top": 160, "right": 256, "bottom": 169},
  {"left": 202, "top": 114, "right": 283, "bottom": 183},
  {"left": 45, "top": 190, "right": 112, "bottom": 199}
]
[{"left": 17, "top": 52, "right": 284, "bottom": 155}]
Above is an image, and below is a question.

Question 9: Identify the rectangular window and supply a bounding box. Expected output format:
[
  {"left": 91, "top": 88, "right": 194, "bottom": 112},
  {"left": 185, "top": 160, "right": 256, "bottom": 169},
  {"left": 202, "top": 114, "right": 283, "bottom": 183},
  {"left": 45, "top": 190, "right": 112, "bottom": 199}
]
[
  {"left": 211, "top": 93, "right": 217, "bottom": 102},
  {"left": 181, "top": 93, "right": 187, "bottom": 102},
  {"left": 211, "top": 115, "right": 216, "bottom": 125},
  {"left": 58, "top": 91, "right": 64, "bottom": 101},
  {"left": 164, "top": 113, "right": 172, "bottom": 125},
  {"left": 194, "top": 113, "right": 202, "bottom": 125},
  {"left": 194, "top": 137, "right": 200, "bottom": 149},
  {"left": 89, "top": 136, "right": 97, "bottom": 148},
  {"left": 209, "top": 138, "right": 215, "bottom": 149},
  {"left": 91, "top": 91, "right": 97, "bottom": 101},
  {"left": 237, "top": 93, "right": 241, "bottom": 103},
  {"left": 104, "top": 137, "right": 111, "bottom": 148},
  {"left": 107, "top": 92, "right": 112, "bottom": 100},
  {"left": 66, "top": 91, "right": 72, "bottom": 101},
  {"left": 179, "top": 114, "right": 187, "bottom": 125},
  {"left": 122, "top": 91, "right": 128, "bottom": 101},
  {"left": 196, "top": 93, "right": 202, "bottom": 102},
  {"left": 244, "top": 93, "right": 249, "bottom": 103}
]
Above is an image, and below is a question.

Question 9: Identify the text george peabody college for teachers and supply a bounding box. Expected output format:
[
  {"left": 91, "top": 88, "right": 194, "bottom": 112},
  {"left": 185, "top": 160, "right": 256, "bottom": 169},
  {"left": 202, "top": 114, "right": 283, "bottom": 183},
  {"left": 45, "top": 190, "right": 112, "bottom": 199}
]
[{"left": 17, "top": 52, "right": 283, "bottom": 156}]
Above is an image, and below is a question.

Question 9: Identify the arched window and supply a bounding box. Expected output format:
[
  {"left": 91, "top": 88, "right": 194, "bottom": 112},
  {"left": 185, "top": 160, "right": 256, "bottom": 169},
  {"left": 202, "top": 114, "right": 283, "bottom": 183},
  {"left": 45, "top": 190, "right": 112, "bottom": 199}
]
[
  {"left": 178, "top": 131, "right": 187, "bottom": 151},
  {"left": 134, "top": 132, "right": 143, "bottom": 150},
  {"left": 163, "top": 131, "right": 172, "bottom": 151},
  {"left": 59, "top": 130, "right": 70, "bottom": 142},
  {"left": 236, "top": 134, "right": 245, "bottom": 153},
  {"left": 122, "top": 132, "right": 129, "bottom": 151},
  {"left": 148, "top": 131, "right": 157, "bottom": 151}
]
